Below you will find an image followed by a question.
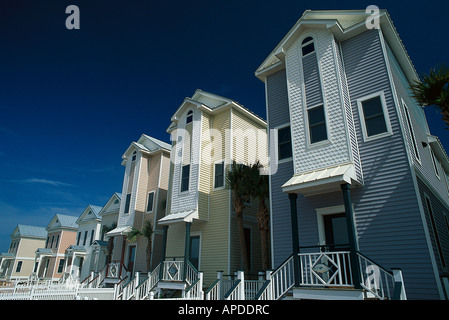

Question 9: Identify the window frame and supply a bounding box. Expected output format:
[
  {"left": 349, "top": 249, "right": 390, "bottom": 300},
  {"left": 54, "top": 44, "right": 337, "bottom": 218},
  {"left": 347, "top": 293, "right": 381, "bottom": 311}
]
[
  {"left": 213, "top": 160, "right": 225, "bottom": 190},
  {"left": 357, "top": 91, "right": 392, "bottom": 142},
  {"left": 275, "top": 123, "right": 293, "bottom": 163},
  {"left": 181, "top": 164, "right": 190, "bottom": 193},
  {"left": 124, "top": 193, "right": 131, "bottom": 214},
  {"left": 430, "top": 147, "right": 440, "bottom": 180},
  {"left": 401, "top": 99, "right": 420, "bottom": 162},
  {"left": 186, "top": 110, "right": 193, "bottom": 124},
  {"left": 57, "top": 259, "right": 65, "bottom": 274},
  {"left": 301, "top": 36, "right": 315, "bottom": 58},
  {"left": 306, "top": 104, "right": 329, "bottom": 146},
  {"left": 15, "top": 261, "right": 23, "bottom": 273},
  {"left": 146, "top": 190, "right": 156, "bottom": 213}
]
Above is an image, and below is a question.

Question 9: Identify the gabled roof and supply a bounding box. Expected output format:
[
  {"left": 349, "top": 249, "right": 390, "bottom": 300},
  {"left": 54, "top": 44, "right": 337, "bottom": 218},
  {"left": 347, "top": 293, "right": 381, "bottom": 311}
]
[
  {"left": 255, "top": 9, "right": 418, "bottom": 83},
  {"left": 76, "top": 204, "right": 103, "bottom": 224},
  {"left": 122, "top": 134, "right": 172, "bottom": 165},
  {"left": 66, "top": 245, "right": 86, "bottom": 253},
  {"left": 167, "top": 89, "right": 266, "bottom": 133},
  {"left": 10, "top": 225, "right": 47, "bottom": 239},
  {"left": 46, "top": 214, "right": 78, "bottom": 231},
  {"left": 98, "top": 192, "right": 121, "bottom": 216}
]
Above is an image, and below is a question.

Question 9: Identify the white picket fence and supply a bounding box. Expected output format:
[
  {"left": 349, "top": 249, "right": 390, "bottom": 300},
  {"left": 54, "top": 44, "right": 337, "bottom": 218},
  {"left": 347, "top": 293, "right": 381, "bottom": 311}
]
[{"left": 0, "top": 282, "right": 115, "bottom": 300}]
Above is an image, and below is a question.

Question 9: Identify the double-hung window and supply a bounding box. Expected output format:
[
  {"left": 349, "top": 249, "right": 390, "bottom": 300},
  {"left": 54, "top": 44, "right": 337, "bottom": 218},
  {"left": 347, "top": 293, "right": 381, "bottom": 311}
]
[
  {"left": 181, "top": 164, "right": 190, "bottom": 192},
  {"left": 214, "top": 161, "right": 225, "bottom": 189},
  {"left": 277, "top": 125, "right": 292, "bottom": 161},
  {"left": 146, "top": 191, "right": 155, "bottom": 212},
  {"left": 307, "top": 105, "right": 327, "bottom": 144},
  {"left": 357, "top": 92, "right": 392, "bottom": 141},
  {"left": 124, "top": 193, "right": 131, "bottom": 214}
]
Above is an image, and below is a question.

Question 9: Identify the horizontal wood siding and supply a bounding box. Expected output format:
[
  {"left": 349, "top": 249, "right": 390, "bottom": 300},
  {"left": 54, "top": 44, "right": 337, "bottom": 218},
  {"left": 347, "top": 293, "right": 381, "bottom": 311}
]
[
  {"left": 417, "top": 177, "right": 449, "bottom": 277},
  {"left": 341, "top": 29, "right": 439, "bottom": 299},
  {"left": 266, "top": 69, "right": 294, "bottom": 267}
]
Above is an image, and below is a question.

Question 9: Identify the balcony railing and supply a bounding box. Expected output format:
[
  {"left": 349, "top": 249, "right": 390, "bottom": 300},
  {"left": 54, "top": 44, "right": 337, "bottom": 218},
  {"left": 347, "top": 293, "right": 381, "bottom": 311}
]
[{"left": 255, "top": 246, "right": 406, "bottom": 300}]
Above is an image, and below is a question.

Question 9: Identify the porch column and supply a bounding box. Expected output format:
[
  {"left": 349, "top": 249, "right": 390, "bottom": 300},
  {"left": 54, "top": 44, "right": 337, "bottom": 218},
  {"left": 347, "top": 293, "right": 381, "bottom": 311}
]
[
  {"left": 341, "top": 183, "right": 362, "bottom": 289},
  {"left": 183, "top": 222, "right": 192, "bottom": 281},
  {"left": 288, "top": 193, "right": 301, "bottom": 287},
  {"left": 159, "top": 225, "right": 168, "bottom": 279}
]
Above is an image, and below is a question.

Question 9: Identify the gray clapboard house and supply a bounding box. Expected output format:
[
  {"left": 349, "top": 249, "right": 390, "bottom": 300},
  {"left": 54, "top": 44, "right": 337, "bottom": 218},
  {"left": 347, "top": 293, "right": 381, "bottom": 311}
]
[{"left": 256, "top": 9, "right": 449, "bottom": 300}]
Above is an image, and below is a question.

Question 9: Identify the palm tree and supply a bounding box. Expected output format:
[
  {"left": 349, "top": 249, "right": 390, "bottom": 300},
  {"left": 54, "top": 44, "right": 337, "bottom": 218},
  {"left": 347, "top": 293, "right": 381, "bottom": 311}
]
[
  {"left": 247, "top": 161, "right": 270, "bottom": 271},
  {"left": 141, "top": 220, "right": 153, "bottom": 271},
  {"left": 226, "top": 161, "right": 251, "bottom": 274},
  {"left": 126, "top": 221, "right": 153, "bottom": 271},
  {"left": 410, "top": 64, "right": 449, "bottom": 128},
  {"left": 102, "top": 222, "right": 117, "bottom": 264}
]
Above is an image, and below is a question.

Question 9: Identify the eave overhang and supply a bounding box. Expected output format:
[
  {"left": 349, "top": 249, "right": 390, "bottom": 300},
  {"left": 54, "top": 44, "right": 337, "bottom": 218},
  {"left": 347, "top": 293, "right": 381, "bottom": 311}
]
[{"left": 255, "top": 9, "right": 418, "bottom": 84}]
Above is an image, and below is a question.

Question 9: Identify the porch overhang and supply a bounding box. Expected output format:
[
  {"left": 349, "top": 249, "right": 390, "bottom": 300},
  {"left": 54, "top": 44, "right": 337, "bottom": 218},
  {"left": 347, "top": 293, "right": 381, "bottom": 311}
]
[
  {"left": 158, "top": 209, "right": 198, "bottom": 225},
  {"left": 35, "top": 248, "right": 53, "bottom": 256},
  {"left": 282, "top": 164, "right": 359, "bottom": 196},
  {"left": 66, "top": 245, "right": 87, "bottom": 255},
  {"left": 106, "top": 226, "right": 132, "bottom": 237}
]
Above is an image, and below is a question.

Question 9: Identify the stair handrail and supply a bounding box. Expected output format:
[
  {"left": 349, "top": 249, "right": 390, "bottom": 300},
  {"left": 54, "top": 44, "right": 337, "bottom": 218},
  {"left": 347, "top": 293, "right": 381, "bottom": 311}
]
[
  {"left": 356, "top": 251, "right": 406, "bottom": 300},
  {"left": 183, "top": 271, "right": 203, "bottom": 299},
  {"left": 185, "top": 260, "right": 199, "bottom": 286},
  {"left": 136, "top": 264, "right": 161, "bottom": 300},
  {"left": 255, "top": 254, "right": 294, "bottom": 300},
  {"left": 114, "top": 275, "right": 129, "bottom": 300},
  {"left": 205, "top": 278, "right": 221, "bottom": 300}
]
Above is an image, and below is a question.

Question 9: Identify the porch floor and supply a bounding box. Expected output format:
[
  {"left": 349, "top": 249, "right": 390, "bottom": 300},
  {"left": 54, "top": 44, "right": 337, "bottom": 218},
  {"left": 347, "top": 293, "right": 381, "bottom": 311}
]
[{"left": 293, "top": 286, "right": 364, "bottom": 300}]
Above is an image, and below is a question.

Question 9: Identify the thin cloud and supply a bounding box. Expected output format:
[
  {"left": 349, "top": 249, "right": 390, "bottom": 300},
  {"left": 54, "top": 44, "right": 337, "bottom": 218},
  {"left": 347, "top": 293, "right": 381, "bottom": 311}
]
[{"left": 21, "top": 178, "right": 73, "bottom": 187}]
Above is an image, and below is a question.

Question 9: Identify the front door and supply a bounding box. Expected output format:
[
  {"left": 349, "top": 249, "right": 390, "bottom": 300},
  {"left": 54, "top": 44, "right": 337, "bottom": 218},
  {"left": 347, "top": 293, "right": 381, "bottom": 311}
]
[
  {"left": 127, "top": 246, "right": 136, "bottom": 275},
  {"left": 323, "top": 213, "right": 349, "bottom": 251},
  {"left": 189, "top": 236, "right": 200, "bottom": 270}
]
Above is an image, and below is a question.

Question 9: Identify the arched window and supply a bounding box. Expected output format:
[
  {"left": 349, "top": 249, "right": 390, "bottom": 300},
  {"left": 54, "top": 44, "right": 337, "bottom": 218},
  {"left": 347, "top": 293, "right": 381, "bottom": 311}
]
[
  {"left": 186, "top": 110, "right": 193, "bottom": 124},
  {"left": 301, "top": 36, "right": 315, "bottom": 56}
]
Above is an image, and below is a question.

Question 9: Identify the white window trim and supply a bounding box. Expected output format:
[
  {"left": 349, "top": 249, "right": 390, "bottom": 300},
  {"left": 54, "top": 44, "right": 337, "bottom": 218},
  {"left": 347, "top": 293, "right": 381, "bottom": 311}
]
[
  {"left": 401, "top": 99, "right": 421, "bottom": 163},
  {"left": 274, "top": 123, "right": 293, "bottom": 164},
  {"left": 316, "top": 205, "right": 345, "bottom": 246},
  {"left": 357, "top": 91, "right": 393, "bottom": 142},
  {"left": 213, "top": 160, "right": 226, "bottom": 190},
  {"left": 146, "top": 190, "right": 156, "bottom": 213},
  {"left": 301, "top": 36, "right": 316, "bottom": 58},
  {"left": 180, "top": 163, "right": 191, "bottom": 193},
  {"left": 305, "top": 103, "right": 331, "bottom": 149},
  {"left": 430, "top": 147, "right": 440, "bottom": 180},
  {"left": 315, "top": 205, "right": 356, "bottom": 247}
]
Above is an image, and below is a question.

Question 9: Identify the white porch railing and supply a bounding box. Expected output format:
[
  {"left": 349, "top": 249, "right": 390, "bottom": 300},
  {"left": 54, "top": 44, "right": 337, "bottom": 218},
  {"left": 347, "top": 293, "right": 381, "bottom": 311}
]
[
  {"left": 357, "top": 252, "right": 406, "bottom": 300},
  {"left": 256, "top": 254, "right": 295, "bottom": 300},
  {"left": 136, "top": 264, "right": 160, "bottom": 300},
  {"left": 255, "top": 249, "right": 406, "bottom": 300},
  {"left": 299, "top": 251, "right": 353, "bottom": 287},
  {"left": 224, "top": 271, "right": 245, "bottom": 300},
  {"left": 161, "top": 259, "right": 184, "bottom": 282},
  {"left": 0, "top": 282, "right": 115, "bottom": 300},
  {"left": 182, "top": 271, "right": 204, "bottom": 299}
]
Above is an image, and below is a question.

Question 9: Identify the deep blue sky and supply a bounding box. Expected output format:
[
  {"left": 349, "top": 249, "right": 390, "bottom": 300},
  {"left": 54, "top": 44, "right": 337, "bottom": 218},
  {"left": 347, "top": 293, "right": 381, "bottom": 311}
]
[{"left": 0, "top": 0, "right": 447, "bottom": 251}]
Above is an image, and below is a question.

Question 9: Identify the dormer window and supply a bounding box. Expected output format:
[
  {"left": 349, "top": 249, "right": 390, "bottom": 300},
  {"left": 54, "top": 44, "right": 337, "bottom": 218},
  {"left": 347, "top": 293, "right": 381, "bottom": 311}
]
[
  {"left": 132, "top": 151, "right": 137, "bottom": 162},
  {"left": 186, "top": 110, "right": 193, "bottom": 124},
  {"left": 301, "top": 36, "right": 315, "bottom": 56}
]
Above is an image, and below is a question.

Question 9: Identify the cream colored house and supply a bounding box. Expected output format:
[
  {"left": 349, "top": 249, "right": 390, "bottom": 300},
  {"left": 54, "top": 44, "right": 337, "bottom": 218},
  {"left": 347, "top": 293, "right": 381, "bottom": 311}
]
[
  {"left": 0, "top": 225, "right": 47, "bottom": 282},
  {"left": 160, "top": 89, "right": 268, "bottom": 287},
  {"left": 105, "top": 134, "right": 171, "bottom": 284}
]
